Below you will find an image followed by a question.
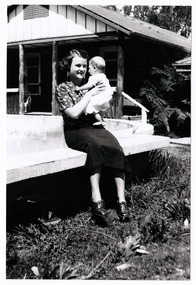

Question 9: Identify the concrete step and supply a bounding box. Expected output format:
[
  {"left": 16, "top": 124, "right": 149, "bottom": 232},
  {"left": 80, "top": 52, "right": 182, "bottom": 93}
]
[
  {"left": 170, "top": 137, "right": 190, "bottom": 146},
  {"left": 7, "top": 134, "right": 170, "bottom": 184}
]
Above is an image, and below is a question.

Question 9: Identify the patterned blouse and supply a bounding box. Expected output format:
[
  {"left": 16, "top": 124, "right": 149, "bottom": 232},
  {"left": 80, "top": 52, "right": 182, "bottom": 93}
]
[{"left": 55, "top": 79, "right": 95, "bottom": 130}]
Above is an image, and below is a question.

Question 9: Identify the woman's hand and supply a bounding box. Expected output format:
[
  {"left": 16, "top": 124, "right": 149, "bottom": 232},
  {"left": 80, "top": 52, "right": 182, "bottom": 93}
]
[
  {"left": 96, "top": 80, "right": 106, "bottom": 92},
  {"left": 64, "top": 87, "right": 96, "bottom": 119},
  {"left": 90, "top": 86, "right": 99, "bottom": 96}
]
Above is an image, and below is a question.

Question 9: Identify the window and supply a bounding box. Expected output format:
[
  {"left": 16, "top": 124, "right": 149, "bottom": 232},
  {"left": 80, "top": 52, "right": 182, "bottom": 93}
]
[
  {"left": 25, "top": 53, "right": 41, "bottom": 95},
  {"left": 100, "top": 47, "right": 118, "bottom": 87},
  {"left": 24, "top": 5, "right": 49, "bottom": 20}
]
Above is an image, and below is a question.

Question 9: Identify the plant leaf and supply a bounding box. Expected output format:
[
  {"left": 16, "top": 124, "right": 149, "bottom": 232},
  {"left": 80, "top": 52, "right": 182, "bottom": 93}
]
[
  {"left": 118, "top": 234, "right": 141, "bottom": 257},
  {"left": 31, "top": 266, "right": 40, "bottom": 277}
]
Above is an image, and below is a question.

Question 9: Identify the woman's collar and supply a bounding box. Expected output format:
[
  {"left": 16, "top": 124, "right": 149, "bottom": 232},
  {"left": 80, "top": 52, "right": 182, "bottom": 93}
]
[{"left": 66, "top": 76, "right": 85, "bottom": 87}]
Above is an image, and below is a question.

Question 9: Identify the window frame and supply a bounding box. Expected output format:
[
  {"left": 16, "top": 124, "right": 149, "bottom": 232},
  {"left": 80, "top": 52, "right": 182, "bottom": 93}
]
[{"left": 100, "top": 46, "right": 118, "bottom": 87}]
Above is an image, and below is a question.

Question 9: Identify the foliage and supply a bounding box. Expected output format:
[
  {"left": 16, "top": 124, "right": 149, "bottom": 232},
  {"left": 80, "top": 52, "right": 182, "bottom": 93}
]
[
  {"left": 6, "top": 146, "right": 190, "bottom": 280},
  {"left": 139, "top": 65, "right": 190, "bottom": 136},
  {"left": 105, "top": 5, "right": 191, "bottom": 38}
]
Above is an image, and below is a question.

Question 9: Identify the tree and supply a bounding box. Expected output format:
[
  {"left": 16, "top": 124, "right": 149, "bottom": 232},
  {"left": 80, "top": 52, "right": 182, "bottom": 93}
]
[{"left": 105, "top": 6, "right": 191, "bottom": 38}]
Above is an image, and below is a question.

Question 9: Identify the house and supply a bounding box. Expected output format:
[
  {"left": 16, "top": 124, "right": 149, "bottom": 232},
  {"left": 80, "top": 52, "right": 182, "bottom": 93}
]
[
  {"left": 7, "top": 5, "right": 191, "bottom": 118},
  {"left": 173, "top": 56, "right": 191, "bottom": 74}
]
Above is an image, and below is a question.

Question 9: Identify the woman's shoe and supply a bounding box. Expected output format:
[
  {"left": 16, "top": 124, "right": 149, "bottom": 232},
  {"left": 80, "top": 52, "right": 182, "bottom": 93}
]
[
  {"left": 91, "top": 200, "right": 107, "bottom": 218},
  {"left": 117, "top": 201, "right": 129, "bottom": 222},
  {"left": 91, "top": 200, "right": 112, "bottom": 226}
]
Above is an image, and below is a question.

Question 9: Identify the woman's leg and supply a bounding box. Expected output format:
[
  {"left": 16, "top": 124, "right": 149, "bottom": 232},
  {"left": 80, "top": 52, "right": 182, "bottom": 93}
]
[
  {"left": 90, "top": 167, "right": 107, "bottom": 219},
  {"left": 90, "top": 166, "right": 102, "bottom": 202},
  {"left": 114, "top": 169, "right": 129, "bottom": 222},
  {"left": 114, "top": 170, "right": 126, "bottom": 202}
]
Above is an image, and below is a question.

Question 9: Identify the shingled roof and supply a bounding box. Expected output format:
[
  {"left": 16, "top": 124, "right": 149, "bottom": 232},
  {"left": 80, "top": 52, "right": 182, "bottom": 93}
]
[{"left": 75, "top": 5, "right": 191, "bottom": 52}]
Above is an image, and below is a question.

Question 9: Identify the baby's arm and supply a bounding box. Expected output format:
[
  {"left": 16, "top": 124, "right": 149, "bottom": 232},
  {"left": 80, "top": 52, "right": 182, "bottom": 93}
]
[{"left": 75, "top": 81, "right": 95, "bottom": 92}]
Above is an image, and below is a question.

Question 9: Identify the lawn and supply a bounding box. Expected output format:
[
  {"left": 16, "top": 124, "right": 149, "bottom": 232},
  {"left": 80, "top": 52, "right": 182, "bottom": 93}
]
[{"left": 6, "top": 144, "right": 190, "bottom": 280}]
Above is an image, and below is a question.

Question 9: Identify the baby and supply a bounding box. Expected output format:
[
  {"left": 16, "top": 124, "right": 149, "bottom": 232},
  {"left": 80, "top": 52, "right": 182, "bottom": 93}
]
[{"left": 76, "top": 56, "right": 113, "bottom": 125}]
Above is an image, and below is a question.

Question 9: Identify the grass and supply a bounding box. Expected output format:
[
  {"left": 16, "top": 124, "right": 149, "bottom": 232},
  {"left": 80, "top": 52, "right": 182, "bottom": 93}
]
[{"left": 6, "top": 144, "right": 190, "bottom": 280}]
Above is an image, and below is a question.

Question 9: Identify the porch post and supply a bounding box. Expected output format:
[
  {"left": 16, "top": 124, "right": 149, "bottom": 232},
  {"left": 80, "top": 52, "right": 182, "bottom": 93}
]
[
  {"left": 52, "top": 41, "right": 59, "bottom": 115},
  {"left": 19, "top": 44, "right": 25, "bottom": 115},
  {"left": 115, "top": 39, "right": 124, "bottom": 119}
]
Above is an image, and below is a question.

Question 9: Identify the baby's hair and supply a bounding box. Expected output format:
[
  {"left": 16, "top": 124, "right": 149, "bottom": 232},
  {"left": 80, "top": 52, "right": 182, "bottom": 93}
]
[
  {"left": 59, "top": 49, "right": 89, "bottom": 71},
  {"left": 89, "top": 56, "right": 106, "bottom": 73}
]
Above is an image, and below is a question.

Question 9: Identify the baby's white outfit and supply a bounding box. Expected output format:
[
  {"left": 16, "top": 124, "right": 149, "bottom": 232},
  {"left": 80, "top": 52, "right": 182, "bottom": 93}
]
[{"left": 85, "top": 73, "right": 113, "bottom": 114}]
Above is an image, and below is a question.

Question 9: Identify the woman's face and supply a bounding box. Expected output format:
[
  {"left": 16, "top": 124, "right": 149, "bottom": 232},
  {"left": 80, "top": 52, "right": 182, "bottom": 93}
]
[{"left": 69, "top": 55, "right": 87, "bottom": 83}]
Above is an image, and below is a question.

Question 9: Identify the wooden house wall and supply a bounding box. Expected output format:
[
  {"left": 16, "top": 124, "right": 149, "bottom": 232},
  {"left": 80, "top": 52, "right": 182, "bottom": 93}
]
[
  {"left": 7, "top": 5, "right": 115, "bottom": 43},
  {"left": 7, "top": 5, "right": 189, "bottom": 115},
  {"left": 7, "top": 91, "right": 19, "bottom": 114}
]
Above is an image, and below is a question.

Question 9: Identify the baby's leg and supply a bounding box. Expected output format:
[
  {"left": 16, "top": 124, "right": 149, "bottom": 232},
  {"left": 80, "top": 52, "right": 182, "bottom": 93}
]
[
  {"left": 93, "top": 113, "right": 106, "bottom": 127},
  {"left": 94, "top": 113, "right": 102, "bottom": 122}
]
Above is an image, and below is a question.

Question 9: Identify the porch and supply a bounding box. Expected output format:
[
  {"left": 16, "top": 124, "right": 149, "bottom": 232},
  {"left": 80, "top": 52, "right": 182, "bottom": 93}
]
[{"left": 7, "top": 5, "right": 190, "bottom": 118}]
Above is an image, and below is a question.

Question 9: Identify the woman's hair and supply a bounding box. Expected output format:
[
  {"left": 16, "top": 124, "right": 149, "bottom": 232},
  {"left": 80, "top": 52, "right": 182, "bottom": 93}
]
[
  {"left": 59, "top": 49, "right": 89, "bottom": 72},
  {"left": 89, "top": 56, "right": 106, "bottom": 73}
]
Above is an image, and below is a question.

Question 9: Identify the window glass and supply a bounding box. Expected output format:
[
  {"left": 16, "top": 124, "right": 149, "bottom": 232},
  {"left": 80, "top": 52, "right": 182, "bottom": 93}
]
[
  {"left": 27, "top": 67, "right": 38, "bottom": 83},
  {"left": 28, "top": 85, "right": 39, "bottom": 94},
  {"left": 100, "top": 47, "right": 118, "bottom": 85},
  {"left": 25, "top": 54, "right": 40, "bottom": 95},
  {"left": 105, "top": 61, "right": 117, "bottom": 78},
  {"left": 104, "top": 51, "right": 118, "bottom": 60},
  {"left": 26, "top": 57, "right": 39, "bottom": 66}
]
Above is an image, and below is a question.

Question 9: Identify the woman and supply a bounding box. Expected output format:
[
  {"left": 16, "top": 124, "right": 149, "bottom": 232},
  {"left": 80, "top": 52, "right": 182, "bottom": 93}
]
[{"left": 55, "top": 49, "right": 129, "bottom": 223}]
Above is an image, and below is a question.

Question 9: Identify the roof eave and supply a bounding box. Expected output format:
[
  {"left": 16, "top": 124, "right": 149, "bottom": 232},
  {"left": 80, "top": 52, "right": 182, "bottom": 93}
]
[{"left": 75, "top": 5, "right": 191, "bottom": 53}]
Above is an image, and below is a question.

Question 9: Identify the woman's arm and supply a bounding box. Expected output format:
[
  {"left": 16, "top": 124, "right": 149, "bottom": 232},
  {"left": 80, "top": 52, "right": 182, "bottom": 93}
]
[{"left": 65, "top": 87, "right": 98, "bottom": 119}]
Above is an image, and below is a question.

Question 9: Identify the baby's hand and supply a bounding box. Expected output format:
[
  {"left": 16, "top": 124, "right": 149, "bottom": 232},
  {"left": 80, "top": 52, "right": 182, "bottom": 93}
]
[
  {"left": 75, "top": 86, "right": 80, "bottom": 92},
  {"left": 90, "top": 86, "right": 99, "bottom": 96}
]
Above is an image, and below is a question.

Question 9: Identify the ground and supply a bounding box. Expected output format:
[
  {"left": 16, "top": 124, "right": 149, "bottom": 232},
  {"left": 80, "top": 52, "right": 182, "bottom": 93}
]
[{"left": 6, "top": 143, "right": 191, "bottom": 280}]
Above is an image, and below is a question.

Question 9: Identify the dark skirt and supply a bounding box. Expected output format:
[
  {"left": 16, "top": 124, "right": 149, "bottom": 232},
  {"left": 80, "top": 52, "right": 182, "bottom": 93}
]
[{"left": 64, "top": 125, "right": 129, "bottom": 172}]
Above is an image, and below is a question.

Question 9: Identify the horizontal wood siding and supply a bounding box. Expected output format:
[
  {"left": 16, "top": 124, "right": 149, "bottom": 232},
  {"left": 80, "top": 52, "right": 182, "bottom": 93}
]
[{"left": 8, "top": 5, "right": 115, "bottom": 43}]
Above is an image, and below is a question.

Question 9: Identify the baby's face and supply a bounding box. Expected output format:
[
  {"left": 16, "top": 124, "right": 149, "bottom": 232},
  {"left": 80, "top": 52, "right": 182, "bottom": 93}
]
[{"left": 88, "top": 63, "right": 96, "bottom": 76}]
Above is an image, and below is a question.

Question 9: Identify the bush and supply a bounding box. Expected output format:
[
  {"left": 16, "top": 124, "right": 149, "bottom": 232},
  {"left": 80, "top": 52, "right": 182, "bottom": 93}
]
[{"left": 139, "top": 64, "right": 191, "bottom": 137}]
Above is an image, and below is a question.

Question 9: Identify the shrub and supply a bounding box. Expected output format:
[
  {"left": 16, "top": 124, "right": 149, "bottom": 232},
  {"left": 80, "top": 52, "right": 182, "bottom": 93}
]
[{"left": 139, "top": 64, "right": 191, "bottom": 136}]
